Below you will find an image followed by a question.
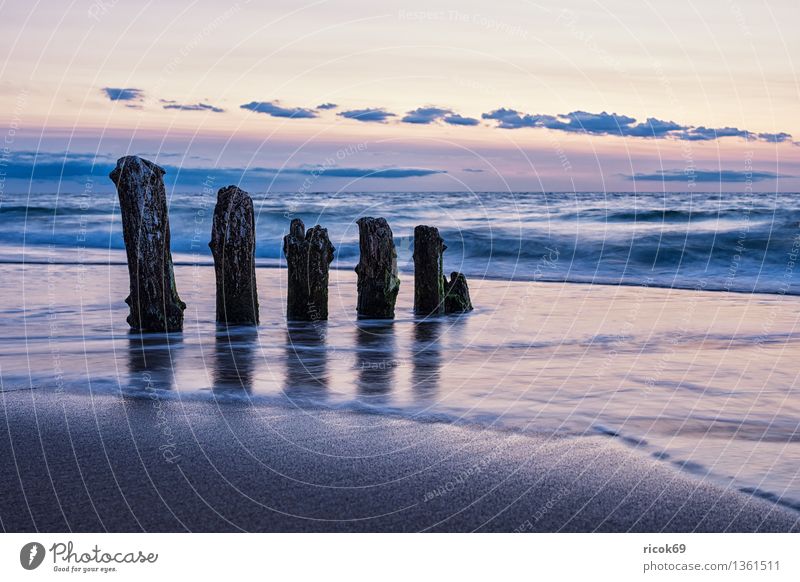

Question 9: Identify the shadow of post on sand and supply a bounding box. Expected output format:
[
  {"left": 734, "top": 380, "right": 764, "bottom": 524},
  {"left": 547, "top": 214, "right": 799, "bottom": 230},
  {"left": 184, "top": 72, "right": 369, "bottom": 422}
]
[
  {"left": 354, "top": 320, "right": 397, "bottom": 405},
  {"left": 214, "top": 325, "right": 258, "bottom": 395},
  {"left": 284, "top": 321, "right": 329, "bottom": 401},
  {"left": 412, "top": 318, "right": 443, "bottom": 399},
  {"left": 127, "top": 331, "right": 183, "bottom": 393}
]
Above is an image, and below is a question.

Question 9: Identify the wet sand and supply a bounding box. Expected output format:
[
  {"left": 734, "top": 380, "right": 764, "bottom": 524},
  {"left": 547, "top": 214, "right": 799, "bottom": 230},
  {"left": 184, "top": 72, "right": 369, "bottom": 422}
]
[
  {"left": 3, "top": 263, "right": 800, "bottom": 510},
  {"left": 1, "top": 389, "right": 797, "bottom": 532}
]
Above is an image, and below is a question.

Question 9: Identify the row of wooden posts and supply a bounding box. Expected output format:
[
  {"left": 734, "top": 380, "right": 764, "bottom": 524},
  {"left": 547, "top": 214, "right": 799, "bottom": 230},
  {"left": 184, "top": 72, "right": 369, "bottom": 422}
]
[{"left": 109, "top": 156, "right": 473, "bottom": 332}]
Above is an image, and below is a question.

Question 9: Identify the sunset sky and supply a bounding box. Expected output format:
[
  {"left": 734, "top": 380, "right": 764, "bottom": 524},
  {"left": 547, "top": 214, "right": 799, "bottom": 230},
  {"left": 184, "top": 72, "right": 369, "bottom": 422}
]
[{"left": 1, "top": 0, "right": 798, "bottom": 192}]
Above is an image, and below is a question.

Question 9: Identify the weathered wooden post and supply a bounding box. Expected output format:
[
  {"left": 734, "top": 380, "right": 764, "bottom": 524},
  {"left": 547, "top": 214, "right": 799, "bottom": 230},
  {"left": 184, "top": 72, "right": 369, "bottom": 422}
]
[
  {"left": 283, "top": 218, "right": 335, "bottom": 321},
  {"left": 413, "top": 225, "right": 446, "bottom": 316},
  {"left": 209, "top": 185, "right": 259, "bottom": 325},
  {"left": 444, "top": 271, "right": 474, "bottom": 313},
  {"left": 355, "top": 217, "right": 400, "bottom": 319},
  {"left": 109, "top": 156, "right": 185, "bottom": 331}
]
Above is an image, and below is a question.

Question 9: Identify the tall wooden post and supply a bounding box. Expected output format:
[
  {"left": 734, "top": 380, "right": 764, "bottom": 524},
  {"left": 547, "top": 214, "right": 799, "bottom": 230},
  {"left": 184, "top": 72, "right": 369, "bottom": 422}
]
[{"left": 109, "top": 156, "right": 185, "bottom": 331}]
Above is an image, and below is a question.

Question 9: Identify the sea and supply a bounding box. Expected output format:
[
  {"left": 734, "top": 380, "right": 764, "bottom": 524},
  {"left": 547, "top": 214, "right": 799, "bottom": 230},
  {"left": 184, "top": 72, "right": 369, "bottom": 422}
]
[{"left": 1, "top": 189, "right": 799, "bottom": 514}]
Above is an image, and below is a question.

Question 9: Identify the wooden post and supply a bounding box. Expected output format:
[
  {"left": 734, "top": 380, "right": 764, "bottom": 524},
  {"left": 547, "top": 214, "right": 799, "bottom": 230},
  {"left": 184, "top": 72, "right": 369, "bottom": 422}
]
[
  {"left": 444, "top": 271, "right": 474, "bottom": 313},
  {"left": 109, "top": 156, "right": 185, "bottom": 331},
  {"left": 413, "top": 225, "right": 446, "bottom": 316},
  {"left": 283, "top": 218, "right": 335, "bottom": 321},
  {"left": 355, "top": 217, "right": 400, "bottom": 319},
  {"left": 209, "top": 185, "right": 259, "bottom": 325}
]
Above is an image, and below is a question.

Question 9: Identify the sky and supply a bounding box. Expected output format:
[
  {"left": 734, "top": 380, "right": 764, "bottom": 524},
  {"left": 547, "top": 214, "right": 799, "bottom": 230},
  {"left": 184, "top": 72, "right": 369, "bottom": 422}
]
[{"left": 0, "top": 0, "right": 798, "bottom": 192}]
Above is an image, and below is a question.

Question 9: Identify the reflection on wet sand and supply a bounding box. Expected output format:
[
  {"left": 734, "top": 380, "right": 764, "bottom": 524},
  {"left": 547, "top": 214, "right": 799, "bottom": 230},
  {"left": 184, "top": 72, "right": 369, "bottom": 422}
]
[
  {"left": 127, "top": 332, "right": 182, "bottom": 392},
  {"left": 214, "top": 326, "right": 258, "bottom": 394},
  {"left": 355, "top": 321, "right": 397, "bottom": 404},
  {"left": 284, "top": 322, "right": 328, "bottom": 400},
  {"left": 412, "top": 318, "right": 443, "bottom": 398}
]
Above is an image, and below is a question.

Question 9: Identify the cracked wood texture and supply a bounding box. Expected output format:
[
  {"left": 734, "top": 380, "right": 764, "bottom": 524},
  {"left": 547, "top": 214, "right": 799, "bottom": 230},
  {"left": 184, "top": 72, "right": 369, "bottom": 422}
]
[
  {"left": 109, "top": 156, "right": 186, "bottom": 332},
  {"left": 413, "top": 225, "right": 446, "bottom": 316},
  {"left": 283, "top": 218, "right": 335, "bottom": 321},
  {"left": 355, "top": 217, "right": 400, "bottom": 319},
  {"left": 209, "top": 186, "right": 259, "bottom": 325}
]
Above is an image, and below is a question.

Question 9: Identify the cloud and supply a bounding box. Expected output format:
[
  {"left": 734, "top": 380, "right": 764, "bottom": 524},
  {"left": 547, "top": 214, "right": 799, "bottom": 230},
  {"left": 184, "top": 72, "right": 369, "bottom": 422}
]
[
  {"left": 1, "top": 150, "right": 443, "bottom": 183},
  {"left": 443, "top": 113, "right": 480, "bottom": 126},
  {"left": 338, "top": 108, "right": 396, "bottom": 123},
  {"left": 757, "top": 132, "right": 793, "bottom": 143},
  {"left": 313, "top": 167, "right": 443, "bottom": 178},
  {"left": 401, "top": 107, "right": 453, "bottom": 124},
  {"left": 555, "top": 110, "right": 638, "bottom": 134},
  {"left": 626, "top": 169, "right": 788, "bottom": 182},
  {"left": 483, "top": 109, "right": 639, "bottom": 134},
  {"left": 240, "top": 101, "right": 317, "bottom": 118},
  {"left": 400, "top": 107, "right": 480, "bottom": 126},
  {"left": 482, "top": 107, "right": 795, "bottom": 143},
  {"left": 482, "top": 107, "right": 794, "bottom": 144},
  {"left": 482, "top": 108, "right": 545, "bottom": 129},
  {"left": 229, "top": 97, "right": 798, "bottom": 144},
  {"left": 623, "top": 117, "right": 686, "bottom": 137},
  {"left": 161, "top": 100, "right": 224, "bottom": 113},
  {"left": 102, "top": 87, "right": 144, "bottom": 101},
  {"left": 1, "top": 151, "right": 116, "bottom": 180},
  {"left": 675, "top": 126, "right": 754, "bottom": 141}
]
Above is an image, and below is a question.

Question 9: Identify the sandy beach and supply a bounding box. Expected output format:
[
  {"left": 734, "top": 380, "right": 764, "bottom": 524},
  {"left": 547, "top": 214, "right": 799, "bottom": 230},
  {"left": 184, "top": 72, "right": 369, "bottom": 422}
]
[
  {"left": 2, "top": 254, "right": 800, "bottom": 532},
  {"left": 2, "top": 388, "right": 798, "bottom": 532}
]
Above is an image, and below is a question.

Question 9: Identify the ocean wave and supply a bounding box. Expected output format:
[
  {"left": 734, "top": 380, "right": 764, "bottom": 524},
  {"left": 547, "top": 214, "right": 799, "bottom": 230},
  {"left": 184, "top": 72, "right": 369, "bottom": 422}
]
[{"left": 3, "top": 190, "right": 799, "bottom": 295}]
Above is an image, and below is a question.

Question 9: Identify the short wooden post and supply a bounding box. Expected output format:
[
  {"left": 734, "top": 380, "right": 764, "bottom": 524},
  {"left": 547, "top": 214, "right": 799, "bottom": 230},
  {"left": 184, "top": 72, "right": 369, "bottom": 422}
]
[
  {"left": 444, "top": 271, "right": 474, "bottom": 313},
  {"left": 413, "top": 225, "right": 446, "bottom": 316},
  {"left": 209, "top": 185, "right": 259, "bottom": 325},
  {"left": 355, "top": 217, "right": 400, "bottom": 319},
  {"left": 283, "top": 218, "right": 335, "bottom": 321}
]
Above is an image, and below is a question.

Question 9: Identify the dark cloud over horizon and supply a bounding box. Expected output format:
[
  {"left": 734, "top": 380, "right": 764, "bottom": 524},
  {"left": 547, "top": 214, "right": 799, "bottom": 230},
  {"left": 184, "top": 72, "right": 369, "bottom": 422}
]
[
  {"left": 1, "top": 150, "right": 444, "bottom": 184},
  {"left": 626, "top": 169, "right": 788, "bottom": 183}
]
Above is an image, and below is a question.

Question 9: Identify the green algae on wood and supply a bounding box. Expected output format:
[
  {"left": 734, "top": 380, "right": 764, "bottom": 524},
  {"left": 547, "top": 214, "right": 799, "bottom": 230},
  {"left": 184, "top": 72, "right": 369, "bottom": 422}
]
[
  {"left": 355, "top": 217, "right": 400, "bottom": 319},
  {"left": 444, "top": 271, "right": 473, "bottom": 314}
]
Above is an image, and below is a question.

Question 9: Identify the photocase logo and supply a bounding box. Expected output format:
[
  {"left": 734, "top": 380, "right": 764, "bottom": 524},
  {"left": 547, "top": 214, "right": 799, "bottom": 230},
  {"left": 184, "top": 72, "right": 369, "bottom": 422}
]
[{"left": 20, "top": 542, "right": 46, "bottom": 570}]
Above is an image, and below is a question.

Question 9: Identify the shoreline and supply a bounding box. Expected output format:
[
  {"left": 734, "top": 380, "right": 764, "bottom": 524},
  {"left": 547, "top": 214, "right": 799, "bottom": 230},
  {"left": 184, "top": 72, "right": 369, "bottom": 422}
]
[
  {"left": 1, "top": 389, "right": 797, "bottom": 532},
  {"left": 1, "top": 257, "right": 797, "bottom": 298}
]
